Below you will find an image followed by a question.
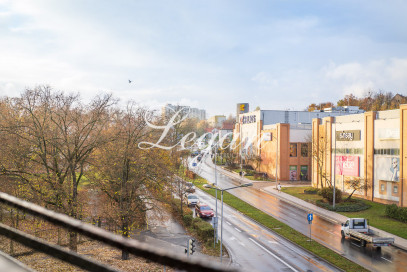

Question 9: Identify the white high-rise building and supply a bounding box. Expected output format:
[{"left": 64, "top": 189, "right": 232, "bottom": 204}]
[{"left": 162, "top": 104, "right": 206, "bottom": 120}]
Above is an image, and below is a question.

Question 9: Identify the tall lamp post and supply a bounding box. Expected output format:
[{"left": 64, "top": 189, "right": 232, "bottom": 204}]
[
  {"left": 211, "top": 182, "right": 253, "bottom": 263},
  {"left": 214, "top": 140, "right": 219, "bottom": 247},
  {"left": 333, "top": 121, "right": 337, "bottom": 208}
]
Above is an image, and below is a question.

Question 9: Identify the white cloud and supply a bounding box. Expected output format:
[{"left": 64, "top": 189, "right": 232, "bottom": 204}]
[{"left": 323, "top": 58, "right": 407, "bottom": 96}]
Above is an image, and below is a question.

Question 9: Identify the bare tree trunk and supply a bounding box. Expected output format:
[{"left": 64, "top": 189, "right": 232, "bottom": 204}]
[{"left": 121, "top": 220, "right": 129, "bottom": 260}]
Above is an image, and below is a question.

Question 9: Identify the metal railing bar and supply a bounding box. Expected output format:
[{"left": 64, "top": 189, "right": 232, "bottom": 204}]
[
  {"left": 0, "top": 246, "right": 35, "bottom": 272},
  {"left": 0, "top": 223, "right": 120, "bottom": 272},
  {"left": 0, "top": 192, "right": 237, "bottom": 272}
]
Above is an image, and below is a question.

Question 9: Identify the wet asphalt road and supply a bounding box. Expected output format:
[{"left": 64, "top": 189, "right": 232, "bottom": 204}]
[
  {"left": 194, "top": 188, "right": 342, "bottom": 272},
  {"left": 192, "top": 156, "right": 407, "bottom": 272}
]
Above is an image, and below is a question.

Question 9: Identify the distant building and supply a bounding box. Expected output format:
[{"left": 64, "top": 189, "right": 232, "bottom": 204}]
[
  {"left": 207, "top": 115, "right": 226, "bottom": 128},
  {"left": 234, "top": 104, "right": 364, "bottom": 181},
  {"left": 162, "top": 104, "right": 206, "bottom": 120},
  {"left": 312, "top": 104, "right": 407, "bottom": 207},
  {"left": 219, "top": 121, "right": 235, "bottom": 139},
  {"left": 319, "top": 106, "right": 364, "bottom": 114}
]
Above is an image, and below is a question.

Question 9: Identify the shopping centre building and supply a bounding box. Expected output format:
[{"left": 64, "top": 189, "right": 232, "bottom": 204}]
[
  {"left": 312, "top": 104, "right": 407, "bottom": 207},
  {"left": 234, "top": 106, "right": 361, "bottom": 181}
]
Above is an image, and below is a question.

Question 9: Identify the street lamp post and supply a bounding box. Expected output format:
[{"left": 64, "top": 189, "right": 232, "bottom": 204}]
[
  {"left": 216, "top": 182, "right": 253, "bottom": 263},
  {"left": 333, "top": 122, "right": 337, "bottom": 208},
  {"left": 214, "top": 142, "right": 218, "bottom": 246}
]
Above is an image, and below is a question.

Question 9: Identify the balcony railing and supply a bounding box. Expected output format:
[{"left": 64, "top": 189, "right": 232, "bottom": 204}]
[{"left": 0, "top": 192, "right": 238, "bottom": 272}]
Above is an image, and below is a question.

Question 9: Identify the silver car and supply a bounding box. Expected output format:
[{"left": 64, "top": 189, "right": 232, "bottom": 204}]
[{"left": 187, "top": 194, "right": 199, "bottom": 206}]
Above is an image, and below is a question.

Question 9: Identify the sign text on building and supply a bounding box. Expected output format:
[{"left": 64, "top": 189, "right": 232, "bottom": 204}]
[
  {"left": 336, "top": 130, "right": 361, "bottom": 141},
  {"left": 335, "top": 156, "right": 360, "bottom": 176},
  {"left": 240, "top": 115, "right": 257, "bottom": 124}
]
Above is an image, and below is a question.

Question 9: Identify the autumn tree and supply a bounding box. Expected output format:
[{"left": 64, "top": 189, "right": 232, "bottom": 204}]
[
  {"left": 344, "top": 178, "right": 369, "bottom": 202},
  {"left": 89, "top": 103, "right": 172, "bottom": 260},
  {"left": 0, "top": 86, "right": 114, "bottom": 251}
]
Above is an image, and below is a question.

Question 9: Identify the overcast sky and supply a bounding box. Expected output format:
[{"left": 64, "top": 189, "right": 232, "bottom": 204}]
[{"left": 1, "top": 0, "right": 407, "bottom": 117}]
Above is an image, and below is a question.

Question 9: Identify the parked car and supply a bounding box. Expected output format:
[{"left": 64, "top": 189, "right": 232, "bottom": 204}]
[
  {"left": 187, "top": 194, "right": 199, "bottom": 206},
  {"left": 185, "top": 182, "right": 195, "bottom": 193},
  {"left": 195, "top": 203, "right": 214, "bottom": 218}
]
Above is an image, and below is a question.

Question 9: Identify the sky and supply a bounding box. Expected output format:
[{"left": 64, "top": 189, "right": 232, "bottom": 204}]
[{"left": 1, "top": 0, "right": 407, "bottom": 117}]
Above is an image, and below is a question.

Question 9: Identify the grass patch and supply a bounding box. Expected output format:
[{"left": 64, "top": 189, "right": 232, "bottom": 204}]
[
  {"left": 189, "top": 178, "right": 368, "bottom": 272},
  {"left": 282, "top": 186, "right": 407, "bottom": 240}
]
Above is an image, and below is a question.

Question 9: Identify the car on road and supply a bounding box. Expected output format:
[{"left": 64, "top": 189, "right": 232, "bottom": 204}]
[
  {"left": 185, "top": 182, "right": 195, "bottom": 193},
  {"left": 341, "top": 218, "right": 394, "bottom": 248},
  {"left": 187, "top": 194, "right": 199, "bottom": 206},
  {"left": 195, "top": 203, "right": 214, "bottom": 218}
]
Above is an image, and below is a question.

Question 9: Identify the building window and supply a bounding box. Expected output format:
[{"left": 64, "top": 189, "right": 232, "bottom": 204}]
[
  {"left": 394, "top": 186, "right": 398, "bottom": 194},
  {"left": 381, "top": 184, "right": 385, "bottom": 191},
  {"left": 290, "top": 143, "right": 297, "bottom": 157},
  {"left": 301, "top": 144, "right": 309, "bottom": 157}
]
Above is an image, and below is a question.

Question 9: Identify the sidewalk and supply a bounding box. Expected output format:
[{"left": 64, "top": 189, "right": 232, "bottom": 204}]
[
  {"left": 213, "top": 162, "right": 407, "bottom": 251},
  {"left": 133, "top": 198, "right": 231, "bottom": 265}
]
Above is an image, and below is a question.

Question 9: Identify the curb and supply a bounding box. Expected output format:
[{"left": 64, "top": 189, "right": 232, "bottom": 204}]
[
  {"left": 212, "top": 160, "right": 407, "bottom": 252},
  {"left": 195, "top": 174, "right": 346, "bottom": 272}
]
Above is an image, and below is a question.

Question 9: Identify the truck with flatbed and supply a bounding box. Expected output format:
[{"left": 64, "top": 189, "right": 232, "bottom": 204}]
[{"left": 341, "top": 218, "right": 394, "bottom": 248}]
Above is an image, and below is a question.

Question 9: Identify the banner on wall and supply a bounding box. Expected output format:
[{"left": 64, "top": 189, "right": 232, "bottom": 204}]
[
  {"left": 375, "top": 157, "right": 400, "bottom": 182},
  {"left": 335, "top": 156, "right": 360, "bottom": 176},
  {"left": 289, "top": 166, "right": 297, "bottom": 181}
]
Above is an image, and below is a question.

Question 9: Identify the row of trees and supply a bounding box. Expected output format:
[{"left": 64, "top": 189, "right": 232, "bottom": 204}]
[
  {"left": 307, "top": 90, "right": 407, "bottom": 112},
  {"left": 0, "top": 86, "right": 184, "bottom": 259}
]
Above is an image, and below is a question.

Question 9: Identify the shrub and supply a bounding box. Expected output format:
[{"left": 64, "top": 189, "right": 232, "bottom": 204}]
[
  {"left": 318, "top": 187, "right": 342, "bottom": 204},
  {"left": 192, "top": 218, "right": 214, "bottom": 240},
  {"left": 316, "top": 199, "right": 370, "bottom": 212},
  {"left": 385, "top": 204, "right": 407, "bottom": 223},
  {"left": 183, "top": 214, "right": 193, "bottom": 226},
  {"left": 304, "top": 188, "right": 319, "bottom": 194}
]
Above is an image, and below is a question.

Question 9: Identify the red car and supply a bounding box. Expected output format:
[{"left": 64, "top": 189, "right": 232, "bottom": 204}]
[{"left": 195, "top": 203, "right": 214, "bottom": 218}]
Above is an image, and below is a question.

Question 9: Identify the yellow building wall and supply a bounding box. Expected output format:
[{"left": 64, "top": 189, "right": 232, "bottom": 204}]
[{"left": 364, "top": 112, "right": 375, "bottom": 201}]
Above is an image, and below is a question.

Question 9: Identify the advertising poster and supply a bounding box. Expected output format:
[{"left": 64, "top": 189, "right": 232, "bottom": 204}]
[
  {"left": 335, "top": 156, "right": 359, "bottom": 177},
  {"left": 375, "top": 157, "right": 400, "bottom": 182},
  {"left": 289, "top": 165, "right": 297, "bottom": 181},
  {"left": 300, "top": 166, "right": 308, "bottom": 181}
]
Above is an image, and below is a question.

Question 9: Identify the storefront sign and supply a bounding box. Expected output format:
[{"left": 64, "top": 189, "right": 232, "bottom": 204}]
[
  {"left": 263, "top": 132, "right": 272, "bottom": 141},
  {"left": 336, "top": 130, "right": 361, "bottom": 141},
  {"left": 240, "top": 115, "right": 257, "bottom": 124},
  {"left": 335, "top": 156, "right": 360, "bottom": 176},
  {"left": 378, "top": 129, "right": 399, "bottom": 140}
]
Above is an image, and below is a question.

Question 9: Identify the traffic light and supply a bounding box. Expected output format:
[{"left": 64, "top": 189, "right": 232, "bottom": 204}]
[{"left": 188, "top": 239, "right": 196, "bottom": 255}]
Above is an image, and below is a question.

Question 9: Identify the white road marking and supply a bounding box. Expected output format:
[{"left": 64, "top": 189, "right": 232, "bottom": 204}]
[
  {"left": 351, "top": 243, "right": 361, "bottom": 248},
  {"left": 239, "top": 242, "right": 245, "bottom": 246},
  {"left": 381, "top": 257, "right": 392, "bottom": 263},
  {"left": 234, "top": 227, "right": 242, "bottom": 233},
  {"left": 226, "top": 221, "right": 232, "bottom": 226},
  {"left": 230, "top": 236, "right": 236, "bottom": 241},
  {"left": 249, "top": 238, "right": 299, "bottom": 272},
  {"left": 326, "top": 230, "right": 335, "bottom": 235},
  {"left": 268, "top": 240, "right": 279, "bottom": 244}
]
